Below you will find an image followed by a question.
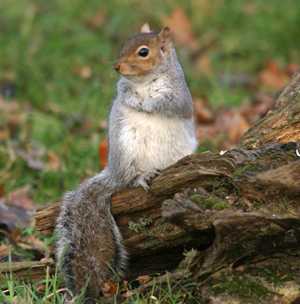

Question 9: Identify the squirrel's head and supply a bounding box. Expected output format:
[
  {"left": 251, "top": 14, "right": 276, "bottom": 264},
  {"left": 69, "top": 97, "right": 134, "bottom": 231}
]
[{"left": 113, "top": 23, "right": 172, "bottom": 80}]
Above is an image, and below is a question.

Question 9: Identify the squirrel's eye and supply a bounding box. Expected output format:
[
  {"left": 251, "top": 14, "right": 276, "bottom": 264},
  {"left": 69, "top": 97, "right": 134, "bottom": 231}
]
[{"left": 138, "top": 48, "right": 149, "bottom": 57}]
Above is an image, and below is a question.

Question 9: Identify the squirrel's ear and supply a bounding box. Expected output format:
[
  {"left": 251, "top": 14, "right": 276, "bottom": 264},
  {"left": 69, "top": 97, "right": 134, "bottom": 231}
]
[
  {"left": 140, "top": 23, "right": 151, "bottom": 33},
  {"left": 158, "top": 27, "right": 172, "bottom": 50}
]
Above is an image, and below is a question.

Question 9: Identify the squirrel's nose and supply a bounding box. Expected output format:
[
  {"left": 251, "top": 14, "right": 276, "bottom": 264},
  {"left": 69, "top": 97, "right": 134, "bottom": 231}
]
[{"left": 113, "top": 63, "right": 121, "bottom": 72}]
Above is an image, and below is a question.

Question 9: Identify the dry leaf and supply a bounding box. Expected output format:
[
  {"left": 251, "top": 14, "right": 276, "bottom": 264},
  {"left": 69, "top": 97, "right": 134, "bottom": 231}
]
[
  {"left": 287, "top": 62, "right": 299, "bottom": 77},
  {"left": 136, "top": 275, "right": 152, "bottom": 285},
  {"left": 98, "top": 120, "right": 108, "bottom": 132},
  {"left": 107, "top": 279, "right": 119, "bottom": 294},
  {"left": 99, "top": 279, "right": 119, "bottom": 298},
  {"left": 235, "top": 265, "right": 245, "bottom": 272},
  {"left": 99, "top": 281, "right": 111, "bottom": 297},
  {"left": 12, "top": 229, "right": 22, "bottom": 240},
  {"left": 0, "top": 204, "right": 33, "bottom": 231},
  {"left": 8, "top": 185, "right": 35, "bottom": 210},
  {"left": 195, "top": 54, "right": 212, "bottom": 75},
  {"left": 0, "top": 186, "right": 34, "bottom": 231},
  {"left": 98, "top": 137, "right": 108, "bottom": 169},
  {"left": 19, "top": 151, "right": 44, "bottom": 171},
  {"left": 28, "top": 234, "right": 46, "bottom": 248},
  {"left": 194, "top": 99, "right": 214, "bottom": 124},
  {"left": 163, "top": 7, "right": 199, "bottom": 50},
  {"left": 86, "top": 10, "right": 107, "bottom": 30},
  {"left": 122, "top": 290, "right": 135, "bottom": 299},
  {"left": 245, "top": 201, "right": 253, "bottom": 207},
  {"left": 258, "top": 60, "right": 289, "bottom": 91},
  {"left": 242, "top": 93, "right": 276, "bottom": 126},
  {"left": 197, "top": 108, "right": 251, "bottom": 148},
  {"left": 0, "top": 130, "right": 6, "bottom": 140},
  {"left": 0, "top": 243, "right": 13, "bottom": 257},
  {"left": 18, "top": 241, "right": 45, "bottom": 253},
  {"left": 35, "top": 283, "right": 46, "bottom": 296},
  {"left": 225, "top": 109, "right": 250, "bottom": 144},
  {"left": 0, "top": 184, "right": 5, "bottom": 198},
  {"left": 45, "top": 152, "right": 60, "bottom": 171},
  {"left": 74, "top": 65, "right": 92, "bottom": 80},
  {"left": 195, "top": 124, "right": 221, "bottom": 143}
]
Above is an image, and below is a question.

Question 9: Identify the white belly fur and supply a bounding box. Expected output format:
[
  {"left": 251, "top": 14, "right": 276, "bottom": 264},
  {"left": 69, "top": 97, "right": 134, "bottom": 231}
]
[{"left": 119, "top": 105, "right": 197, "bottom": 173}]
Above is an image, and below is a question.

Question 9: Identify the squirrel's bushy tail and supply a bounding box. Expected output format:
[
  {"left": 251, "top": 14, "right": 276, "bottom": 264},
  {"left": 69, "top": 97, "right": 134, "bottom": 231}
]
[{"left": 56, "top": 173, "right": 127, "bottom": 302}]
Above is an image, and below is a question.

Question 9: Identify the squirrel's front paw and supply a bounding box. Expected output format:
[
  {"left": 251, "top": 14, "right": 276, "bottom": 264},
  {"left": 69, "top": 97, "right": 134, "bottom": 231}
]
[
  {"left": 135, "top": 94, "right": 144, "bottom": 111},
  {"left": 126, "top": 92, "right": 143, "bottom": 111},
  {"left": 133, "top": 170, "right": 160, "bottom": 192},
  {"left": 142, "top": 98, "right": 155, "bottom": 113}
]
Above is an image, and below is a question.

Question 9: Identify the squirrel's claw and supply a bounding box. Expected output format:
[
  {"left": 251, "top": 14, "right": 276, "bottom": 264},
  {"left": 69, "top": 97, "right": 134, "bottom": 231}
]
[
  {"left": 140, "top": 180, "right": 150, "bottom": 192},
  {"left": 133, "top": 170, "right": 160, "bottom": 192}
]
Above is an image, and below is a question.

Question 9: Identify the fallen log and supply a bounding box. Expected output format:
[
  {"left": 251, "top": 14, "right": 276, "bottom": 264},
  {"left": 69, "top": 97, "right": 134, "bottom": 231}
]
[
  {"left": 35, "top": 142, "right": 300, "bottom": 279},
  {"left": 33, "top": 66, "right": 300, "bottom": 303}
]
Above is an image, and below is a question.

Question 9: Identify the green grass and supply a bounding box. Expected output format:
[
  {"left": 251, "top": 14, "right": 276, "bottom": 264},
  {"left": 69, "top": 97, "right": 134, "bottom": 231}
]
[
  {"left": 0, "top": 0, "right": 300, "bottom": 301},
  {"left": 0, "top": 255, "right": 200, "bottom": 304},
  {"left": 0, "top": 250, "right": 64, "bottom": 303},
  {"left": 1, "top": 0, "right": 300, "bottom": 201},
  {"left": 126, "top": 276, "right": 200, "bottom": 304}
]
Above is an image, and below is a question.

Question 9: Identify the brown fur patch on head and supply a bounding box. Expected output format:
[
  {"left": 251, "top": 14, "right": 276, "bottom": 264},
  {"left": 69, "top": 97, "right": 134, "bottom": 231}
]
[{"left": 113, "top": 30, "right": 171, "bottom": 80}]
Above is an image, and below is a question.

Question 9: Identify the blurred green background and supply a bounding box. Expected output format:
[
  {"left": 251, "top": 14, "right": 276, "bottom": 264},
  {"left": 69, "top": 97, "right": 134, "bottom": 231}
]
[{"left": 0, "top": 0, "right": 299, "bottom": 205}]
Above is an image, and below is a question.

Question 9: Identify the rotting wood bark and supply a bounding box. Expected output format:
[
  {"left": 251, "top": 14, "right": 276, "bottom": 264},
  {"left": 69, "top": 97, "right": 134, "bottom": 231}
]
[
  {"left": 162, "top": 195, "right": 300, "bottom": 279},
  {"left": 0, "top": 258, "right": 55, "bottom": 283}
]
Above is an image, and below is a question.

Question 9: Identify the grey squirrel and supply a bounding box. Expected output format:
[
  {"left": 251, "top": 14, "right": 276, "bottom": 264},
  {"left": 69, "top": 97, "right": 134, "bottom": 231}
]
[{"left": 56, "top": 23, "right": 197, "bottom": 302}]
